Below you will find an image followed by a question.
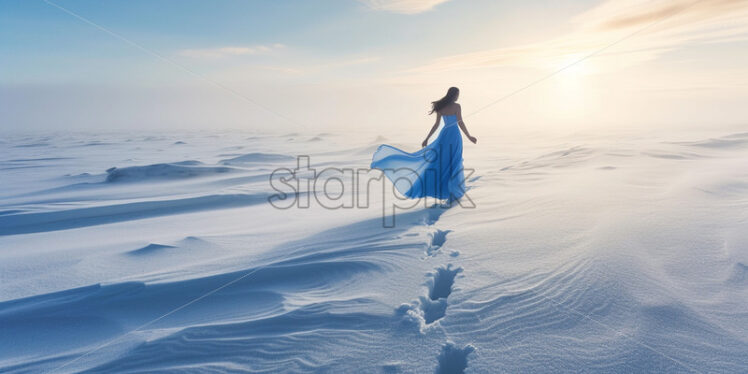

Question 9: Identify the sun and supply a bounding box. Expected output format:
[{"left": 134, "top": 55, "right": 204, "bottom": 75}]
[{"left": 548, "top": 54, "right": 596, "bottom": 119}]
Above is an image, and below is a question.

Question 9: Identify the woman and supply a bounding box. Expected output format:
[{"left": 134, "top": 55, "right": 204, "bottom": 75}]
[{"left": 371, "top": 87, "right": 477, "bottom": 201}]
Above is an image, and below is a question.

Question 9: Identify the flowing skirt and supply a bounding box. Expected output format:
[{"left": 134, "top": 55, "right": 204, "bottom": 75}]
[{"left": 371, "top": 124, "right": 465, "bottom": 200}]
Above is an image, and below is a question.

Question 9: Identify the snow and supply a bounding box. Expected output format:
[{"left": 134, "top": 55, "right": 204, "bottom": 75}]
[{"left": 0, "top": 128, "right": 747, "bottom": 373}]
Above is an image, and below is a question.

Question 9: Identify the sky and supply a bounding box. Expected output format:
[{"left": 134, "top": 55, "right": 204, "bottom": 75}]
[{"left": 1, "top": 0, "right": 748, "bottom": 134}]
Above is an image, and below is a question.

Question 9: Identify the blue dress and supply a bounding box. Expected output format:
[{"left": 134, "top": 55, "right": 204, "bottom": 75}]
[{"left": 371, "top": 114, "right": 466, "bottom": 200}]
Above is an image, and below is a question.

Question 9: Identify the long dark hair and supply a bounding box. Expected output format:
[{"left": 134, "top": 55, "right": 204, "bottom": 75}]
[{"left": 429, "top": 87, "right": 459, "bottom": 115}]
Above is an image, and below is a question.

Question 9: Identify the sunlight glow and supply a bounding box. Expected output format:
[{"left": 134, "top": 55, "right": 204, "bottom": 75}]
[{"left": 549, "top": 54, "right": 594, "bottom": 120}]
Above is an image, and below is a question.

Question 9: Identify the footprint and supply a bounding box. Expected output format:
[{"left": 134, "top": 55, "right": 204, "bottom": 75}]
[
  {"left": 398, "top": 265, "right": 462, "bottom": 327},
  {"left": 397, "top": 296, "right": 449, "bottom": 327},
  {"left": 435, "top": 342, "right": 475, "bottom": 374},
  {"left": 423, "top": 204, "right": 449, "bottom": 225},
  {"left": 428, "top": 265, "right": 462, "bottom": 300},
  {"left": 420, "top": 296, "right": 449, "bottom": 324},
  {"left": 427, "top": 229, "right": 451, "bottom": 255}
]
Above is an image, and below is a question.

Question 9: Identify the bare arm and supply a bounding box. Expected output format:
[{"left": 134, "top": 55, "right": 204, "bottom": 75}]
[
  {"left": 422, "top": 113, "right": 442, "bottom": 147},
  {"left": 457, "top": 105, "right": 477, "bottom": 144}
]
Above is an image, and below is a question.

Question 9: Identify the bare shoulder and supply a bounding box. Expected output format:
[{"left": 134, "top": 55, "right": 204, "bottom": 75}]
[{"left": 439, "top": 102, "right": 460, "bottom": 115}]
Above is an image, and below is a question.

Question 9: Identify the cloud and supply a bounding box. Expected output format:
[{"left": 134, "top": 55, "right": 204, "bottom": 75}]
[
  {"left": 311, "top": 56, "right": 381, "bottom": 70},
  {"left": 178, "top": 44, "right": 285, "bottom": 59},
  {"left": 578, "top": 0, "right": 747, "bottom": 31},
  {"left": 408, "top": 0, "right": 748, "bottom": 73},
  {"left": 358, "top": 0, "right": 452, "bottom": 14},
  {"left": 208, "top": 55, "right": 381, "bottom": 82}
]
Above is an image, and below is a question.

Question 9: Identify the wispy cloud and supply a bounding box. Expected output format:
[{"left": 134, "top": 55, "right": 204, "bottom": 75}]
[
  {"left": 311, "top": 56, "right": 381, "bottom": 71},
  {"left": 209, "top": 55, "right": 381, "bottom": 82},
  {"left": 409, "top": 0, "right": 748, "bottom": 73},
  {"left": 581, "top": 0, "right": 746, "bottom": 31},
  {"left": 230, "top": 56, "right": 380, "bottom": 76},
  {"left": 358, "top": 0, "right": 452, "bottom": 14},
  {"left": 178, "top": 44, "right": 286, "bottom": 59}
]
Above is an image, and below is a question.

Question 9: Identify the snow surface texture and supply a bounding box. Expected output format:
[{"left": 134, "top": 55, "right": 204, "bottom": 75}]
[{"left": 1, "top": 129, "right": 747, "bottom": 373}]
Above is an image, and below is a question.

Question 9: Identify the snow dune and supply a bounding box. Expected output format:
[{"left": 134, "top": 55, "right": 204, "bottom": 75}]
[
  {"left": 220, "top": 152, "right": 295, "bottom": 165},
  {"left": 105, "top": 161, "right": 233, "bottom": 183}
]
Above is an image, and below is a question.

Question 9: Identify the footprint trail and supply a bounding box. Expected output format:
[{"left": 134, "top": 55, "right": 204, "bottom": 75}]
[{"left": 397, "top": 204, "right": 475, "bottom": 371}]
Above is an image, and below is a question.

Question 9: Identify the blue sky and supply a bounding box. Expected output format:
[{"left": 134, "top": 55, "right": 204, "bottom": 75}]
[
  {"left": 2, "top": 0, "right": 590, "bottom": 83},
  {"left": 2, "top": 0, "right": 747, "bottom": 132}
]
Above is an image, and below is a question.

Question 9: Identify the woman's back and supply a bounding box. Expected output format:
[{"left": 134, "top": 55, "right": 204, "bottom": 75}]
[{"left": 437, "top": 102, "right": 460, "bottom": 116}]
